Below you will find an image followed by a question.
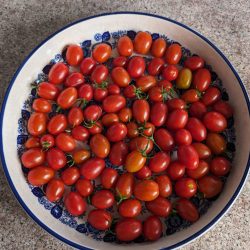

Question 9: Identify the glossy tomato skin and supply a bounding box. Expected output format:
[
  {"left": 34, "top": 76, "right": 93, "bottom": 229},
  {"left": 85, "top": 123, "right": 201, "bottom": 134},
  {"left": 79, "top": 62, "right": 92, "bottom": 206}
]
[
  {"left": 149, "top": 152, "right": 170, "bottom": 173},
  {"left": 46, "top": 148, "right": 66, "bottom": 170},
  {"left": 80, "top": 157, "right": 105, "bottom": 180},
  {"left": 193, "top": 68, "right": 211, "bottom": 91},
  {"left": 55, "top": 133, "right": 76, "bottom": 152},
  {"left": 151, "top": 38, "right": 167, "bottom": 57},
  {"left": 181, "top": 89, "right": 200, "bottom": 103},
  {"left": 32, "top": 98, "right": 52, "bottom": 113},
  {"left": 75, "top": 179, "right": 93, "bottom": 197},
  {"left": 40, "top": 134, "right": 55, "bottom": 149},
  {"left": 88, "top": 121, "right": 103, "bottom": 135},
  {"left": 127, "top": 122, "right": 139, "bottom": 138},
  {"left": 154, "top": 128, "right": 174, "bottom": 152},
  {"left": 136, "top": 75, "right": 156, "bottom": 92},
  {"left": 165, "top": 43, "right": 182, "bottom": 65},
  {"left": 175, "top": 177, "right": 197, "bottom": 198},
  {"left": 192, "top": 142, "right": 211, "bottom": 159},
  {"left": 145, "top": 196, "right": 172, "bottom": 217},
  {"left": 21, "top": 148, "right": 45, "bottom": 169},
  {"left": 177, "top": 145, "right": 199, "bottom": 170},
  {"left": 37, "top": 82, "right": 59, "bottom": 100},
  {"left": 202, "top": 87, "right": 221, "bottom": 106},
  {"left": 117, "top": 35, "right": 133, "bottom": 56},
  {"left": 142, "top": 122, "right": 155, "bottom": 137},
  {"left": 176, "top": 198, "right": 199, "bottom": 222},
  {"left": 134, "top": 180, "right": 159, "bottom": 201},
  {"left": 189, "top": 101, "right": 207, "bottom": 119},
  {"left": 93, "top": 87, "right": 108, "bottom": 102},
  {"left": 136, "top": 166, "right": 152, "bottom": 179},
  {"left": 106, "top": 122, "right": 127, "bottom": 142},
  {"left": 66, "top": 45, "right": 84, "bottom": 66},
  {"left": 129, "top": 137, "right": 153, "bottom": 154},
  {"left": 112, "top": 56, "right": 127, "bottom": 68},
  {"left": 57, "top": 87, "right": 78, "bottom": 109},
  {"left": 198, "top": 175, "right": 223, "bottom": 198},
  {"left": 109, "top": 141, "right": 129, "bottom": 166},
  {"left": 83, "top": 104, "right": 102, "bottom": 121},
  {"left": 103, "top": 95, "right": 126, "bottom": 113},
  {"left": 115, "top": 173, "right": 134, "bottom": 199},
  {"left": 80, "top": 57, "right": 96, "bottom": 75},
  {"left": 78, "top": 84, "right": 93, "bottom": 101},
  {"left": 101, "top": 168, "right": 118, "bottom": 189},
  {"left": 162, "top": 65, "right": 179, "bottom": 81},
  {"left": 91, "top": 190, "right": 115, "bottom": 209},
  {"left": 119, "top": 199, "right": 142, "bottom": 218},
  {"left": 27, "top": 112, "right": 47, "bottom": 136},
  {"left": 184, "top": 56, "right": 204, "bottom": 71},
  {"left": 132, "top": 99, "right": 150, "bottom": 123},
  {"left": 88, "top": 209, "right": 112, "bottom": 230},
  {"left": 72, "top": 126, "right": 89, "bottom": 141},
  {"left": 92, "top": 43, "right": 111, "bottom": 63},
  {"left": 108, "top": 84, "right": 120, "bottom": 95},
  {"left": 148, "top": 86, "right": 163, "bottom": 102},
  {"left": 147, "top": 58, "right": 164, "bottom": 76},
  {"left": 143, "top": 216, "right": 162, "bottom": 241},
  {"left": 166, "top": 109, "right": 188, "bottom": 130},
  {"left": 25, "top": 137, "right": 40, "bottom": 149},
  {"left": 174, "top": 128, "right": 192, "bottom": 146},
  {"left": 48, "top": 62, "right": 69, "bottom": 84},
  {"left": 134, "top": 31, "right": 152, "bottom": 54},
  {"left": 90, "top": 134, "right": 110, "bottom": 158},
  {"left": 65, "top": 72, "right": 85, "bottom": 87},
  {"left": 111, "top": 67, "right": 131, "bottom": 87},
  {"left": 150, "top": 102, "right": 168, "bottom": 127},
  {"left": 167, "top": 161, "right": 186, "bottom": 181},
  {"left": 27, "top": 166, "right": 54, "bottom": 186},
  {"left": 91, "top": 64, "right": 108, "bottom": 84},
  {"left": 68, "top": 107, "right": 84, "bottom": 127},
  {"left": 167, "top": 98, "right": 186, "bottom": 111},
  {"left": 127, "top": 56, "right": 146, "bottom": 78},
  {"left": 176, "top": 68, "right": 192, "bottom": 89},
  {"left": 64, "top": 192, "right": 86, "bottom": 216},
  {"left": 118, "top": 108, "right": 132, "bottom": 123},
  {"left": 123, "top": 85, "right": 136, "bottom": 99},
  {"left": 155, "top": 175, "right": 172, "bottom": 197},
  {"left": 47, "top": 114, "right": 67, "bottom": 135},
  {"left": 46, "top": 178, "right": 65, "bottom": 202},
  {"left": 186, "top": 160, "right": 209, "bottom": 179},
  {"left": 61, "top": 166, "right": 80, "bottom": 185},
  {"left": 186, "top": 117, "right": 207, "bottom": 142},
  {"left": 203, "top": 111, "right": 227, "bottom": 132},
  {"left": 101, "top": 113, "right": 119, "bottom": 127},
  {"left": 206, "top": 132, "right": 226, "bottom": 155},
  {"left": 73, "top": 149, "right": 90, "bottom": 164},
  {"left": 125, "top": 151, "right": 146, "bottom": 173},
  {"left": 213, "top": 100, "right": 233, "bottom": 118},
  {"left": 115, "top": 218, "right": 142, "bottom": 242},
  {"left": 210, "top": 157, "right": 231, "bottom": 176}
]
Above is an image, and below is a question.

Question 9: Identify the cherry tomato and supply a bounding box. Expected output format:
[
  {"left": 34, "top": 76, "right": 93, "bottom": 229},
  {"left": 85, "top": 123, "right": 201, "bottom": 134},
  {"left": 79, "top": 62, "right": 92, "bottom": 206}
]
[
  {"left": 107, "top": 84, "right": 120, "bottom": 95},
  {"left": 202, "top": 87, "right": 221, "bottom": 106},
  {"left": 56, "top": 133, "right": 76, "bottom": 152},
  {"left": 167, "top": 161, "right": 185, "bottom": 180},
  {"left": 149, "top": 152, "right": 170, "bottom": 173},
  {"left": 88, "top": 209, "right": 112, "bottom": 230},
  {"left": 162, "top": 65, "right": 179, "bottom": 81},
  {"left": 210, "top": 157, "right": 231, "bottom": 176},
  {"left": 134, "top": 31, "right": 152, "bottom": 54},
  {"left": 206, "top": 132, "right": 226, "bottom": 155},
  {"left": 48, "top": 114, "right": 67, "bottom": 135},
  {"left": 73, "top": 149, "right": 90, "bottom": 164},
  {"left": 123, "top": 85, "right": 136, "bottom": 99},
  {"left": 198, "top": 175, "right": 223, "bottom": 198},
  {"left": 167, "top": 98, "right": 186, "bottom": 111},
  {"left": 92, "top": 190, "right": 114, "bottom": 209},
  {"left": 136, "top": 166, "right": 152, "bottom": 179},
  {"left": 46, "top": 148, "right": 66, "bottom": 170},
  {"left": 75, "top": 179, "right": 93, "bottom": 197},
  {"left": 72, "top": 125, "right": 89, "bottom": 141},
  {"left": 115, "top": 173, "right": 134, "bottom": 199},
  {"left": 21, "top": 148, "right": 45, "bottom": 168},
  {"left": 136, "top": 75, "right": 156, "bottom": 92},
  {"left": 125, "top": 151, "right": 146, "bottom": 173},
  {"left": 150, "top": 102, "right": 168, "bottom": 127},
  {"left": 28, "top": 166, "right": 55, "bottom": 186},
  {"left": 119, "top": 199, "right": 142, "bottom": 218},
  {"left": 93, "top": 87, "right": 108, "bottom": 102},
  {"left": 117, "top": 35, "right": 133, "bottom": 56},
  {"left": 32, "top": 98, "right": 52, "bottom": 113},
  {"left": 129, "top": 136, "right": 153, "bottom": 154},
  {"left": 91, "top": 64, "right": 108, "bottom": 84},
  {"left": 147, "top": 58, "right": 164, "bottom": 76},
  {"left": 213, "top": 100, "right": 233, "bottom": 118},
  {"left": 148, "top": 86, "right": 163, "bottom": 102},
  {"left": 155, "top": 175, "right": 172, "bottom": 197},
  {"left": 111, "top": 67, "right": 131, "bottom": 87},
  {"left": 158, "top": 79, "right": 173, "bottom": 91},
  {"left": 64, "top": 192, "right": 86, "bottom": 216},
  {"left": 57, "top": 87, "right": 77, "bottom": 109},
  {"left": 175, "top": 177, "right": 197, "bottom": 198},
  {"left": 132, "top": 99, "right": 150, "bottom": 123},
  {"left": 37, "top": 82, "right": 59, "bottom": 100},
  {"left": 184, "top": 56, "right": 204, "bottom": 71},
  {"left": 176, "top": 198, "right": 199, "bottom": 222},
  {"left": 165, "top": 43, "right": 182, "bottom": 65},
  {"left": 134, "top": 180, "right": 159, "bottom": 201},
  {"left": 146, "top": 196, "right": 172, "bottom": 217},
  {"left": 118, "top": 108, "right": 132, "bottom": 123},
  {"left": 142, "top": 122, "right": 155, "bottom": 137},
  {"left": 83, "top": 105, "right": 102, "bottom": 121},
  {"left": 186, "top": 117, "right": 207, "bottom": 142},
  {"left": 174, "top": 128, "right": 192, "bottom": 146},
  {"left": 176, "top": 68, "right": 192, "bottom": 89},
  {"left": 178, "top": 145, "right": 199, "bottom": 170},
  {"left": 143, "top": 216, "right": 162, "bottom": 241},
  {"left": 41, "top": 134, "right": 55, "bottom": 151},
  {"left": 103, "top": 94, "right": 126, "bottom": 113},
  {"left": 66, "top": 45, "right": 84, "bottom": 66},
  {"left": 181, "top": 89, "right": 200, "bottom": 103},
  {"left": 80, "top": 57, "right": 96, "bottom": 75},
  {"left": 115, "top": 218, "right": 142, "bottom": 241},
  {"left": 61, "top": 166, "right": 80, "bottom": 185},
  {"left": 80, "top": 157, "right": 105, "bottom": 180},
  {"left": 25, "top": 137, "right": 40, "bottom": 149},
  {"left": 166, "top": 109, "right": 188, "bottom": 130},
  {"left": 127, "top": 122, "right": 139, "bottom": 138},
  {"left": 151, "top": 38, "right": 167, "bottom": 57},
  {"left": 68, "top": 107, "right": 84, "bottom": 127},
  {"left": 109, "top": 141, "right": 129, "bottom": 166},
  {"left": 90, "top": 134, "right": 110, "bottom": 158},
  {"left": 101, "top": 113, "right": 119, "bottom": 127},
  {"left": 193, "top": 68, "right": 211, "bottom": 91},
  {"left": 189, "top": 101, "right": 207, "bottom": 119},
  {"left": 88, "top": 121, "right": 103, "bottom": 135},
  {"left": 78, "top": 84, "right": 93, "bottom": 101},
  {"left": 46, "top": 178, "right": 65, "bottom": 202},
  {"left": 92, "top": 43, "right": 111, "bottom": 63},
  {"left": 186, "top": 160, "right": 209, "bottom": 179},
  {"left": 154, "top": 128, "right": 174, "bottom": 152},
  {"left": 65, "top": 72, "right": 85, "bottom": 87},
  {"left": 192, "top": 142, "right": 211, "bottom": 159},
  {"left": 27, "top": 112, "right": 47, "bottom": 136},
  {"left": 112, "top": 56, "right": 128, "bottom": 68},
  {"left": 48, "top": 62, "right": 69, "bottom": 84},
  {"left": 106, "top": 122, "right": 127, "bottom": 142},
  {"left": 127, "top": 56, "right": 145, "bottom": 78},
  {"left": 203, "top": 111, "right": 227, "bottom": 132},
  {"left": 101, "top": 168, "right": 118, "bottom": 189}
]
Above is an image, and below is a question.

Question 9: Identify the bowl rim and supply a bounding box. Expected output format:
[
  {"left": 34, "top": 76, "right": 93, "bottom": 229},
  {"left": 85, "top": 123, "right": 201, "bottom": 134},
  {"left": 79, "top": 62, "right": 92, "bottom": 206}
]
[{"left": 0, "top": 11, "right": 250, "bottom": 250}]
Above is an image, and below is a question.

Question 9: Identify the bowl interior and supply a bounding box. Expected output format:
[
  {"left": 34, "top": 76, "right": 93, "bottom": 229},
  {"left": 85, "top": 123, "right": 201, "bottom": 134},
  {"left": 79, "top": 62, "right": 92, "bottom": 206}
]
[{"left": 1, "top": 13, "right": 250, "bottom": 250}]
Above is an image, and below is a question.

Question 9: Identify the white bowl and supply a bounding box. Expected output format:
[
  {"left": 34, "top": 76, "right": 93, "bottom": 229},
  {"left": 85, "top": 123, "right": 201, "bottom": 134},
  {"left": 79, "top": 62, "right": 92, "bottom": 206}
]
[{"left": 1, "top": 12, "right": 250, "bottom": 250}]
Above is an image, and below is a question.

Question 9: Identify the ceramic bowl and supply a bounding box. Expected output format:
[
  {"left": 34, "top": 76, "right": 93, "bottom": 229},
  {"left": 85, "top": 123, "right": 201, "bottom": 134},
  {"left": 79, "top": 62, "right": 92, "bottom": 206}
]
[{"left": 1, "top": 12, "right": 250, "bottom": 250}]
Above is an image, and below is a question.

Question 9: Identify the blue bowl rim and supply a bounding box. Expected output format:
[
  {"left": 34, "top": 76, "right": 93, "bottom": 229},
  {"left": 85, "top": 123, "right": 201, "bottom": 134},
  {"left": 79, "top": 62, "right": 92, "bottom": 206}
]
[{"left": 0, "top": 11, "right": 250, "bottom": 250}]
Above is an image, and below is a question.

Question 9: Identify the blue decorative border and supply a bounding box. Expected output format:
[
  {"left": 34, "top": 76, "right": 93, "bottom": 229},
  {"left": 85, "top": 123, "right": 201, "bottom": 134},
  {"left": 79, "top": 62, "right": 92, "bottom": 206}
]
[{"left": 1, "top": 12, "right": 250, "bottom": 250}]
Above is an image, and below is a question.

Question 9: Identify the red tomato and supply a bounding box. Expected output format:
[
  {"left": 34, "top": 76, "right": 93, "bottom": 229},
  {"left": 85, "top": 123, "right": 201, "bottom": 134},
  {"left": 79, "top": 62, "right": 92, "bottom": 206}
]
[
  {"left": 27, "top": 112, "right": 47, "bottom": 136},
  {"left": 66, "top": 45, "right": 84, "bottom": 66},
  {"left": 118, "top": 108, "right": 132, "bottom": 123},
  {"left": 167, "top": 98, "right": 186, "bottom": 111},
  {"left": 25, "top": 137, "right": 40, "bottom": 149},
  {"left": 147, "top": 58, "right": 164, "bottom": 76},
  {"left": 154, "top": 128, "right": 174, "bottom": 152},
  {"left": 65, "top": 72, "right": 85, "bottom": 87},
  {"left": 136, "top": 75, "right": 156, "bottom": 92},
  {"left": 48, "top": 62, "right": 69, "bottom": 84},
  {"left": 64, "top": 192, "right": 86, "bottom": 216},
  {"left": 72, "top": 125, "right": 89, "bottom": 141},
  {"left": 134, "top": 180, "right": 159, "bottom": 201},
  {"left": 75, "top": 179, "right": 93, "bottom": 197},
  {"left": 151, "top": 38, "right": 167, "bottom": 57},
  {"left": 57, "top": 87, "right": 77, "bottom": 109},
  {"left": 80, "top": 157, "right": 105, "bottom": 180},
  {"left": 92, "top": 43, "right": 111, "bottom": 63},
  {"left": 186, "top": 160, "right": 209, "bottom": 179},
  {"left": 91, "top": 64, "right": 108, "bottom": 84},
  {"left": 213, "top": 100, "right": 233, "bottom": 118},
  {"left": 166, "top": 109, "right": 188, "bottom": 130},
  {"left": 106, "top": 122, "right": 127, "bottom": 142},
  {"left": 47, "top": 114, "right": 67, "bottom": 135},
  {"left": 109, "top": 141, "right": 129, "bottom": 166},
  {"left": 146, "top": 196, "right": 172, "bottom": 217},
  {"left": 189, "top": 101, "right": 207, "bottom": 119},
  {"left": 149, "top": 152, "right": 170, "bottom": 173},
  {"left": 129, "top": 137, "right": 153, "bottom": 154},
  {"left": 178, "top": 145, "right": 199, "bottom": 170},
  {"left": 186, "top": 117, "right": 207, "bottom": 142},
  {"left": 162, "top": 65, "right": 179, "bottom": 81},
  {"left": 61, "top": 166, "right": 80, "bottom": 185},
  {"left": 165, "top": 43, "right": 182, "bottom": 65},
  {"left": 46, "top": 179, "right": 65, "bottom": 202},
  {"left": 150, "top": 102, "right": 168, "bottom": 127},
  {"left": 202, "top": 87, "right": 221, "bottom": 106},
  {"left": 142, "top": 122, "right": 155, "bottom": 137},
  {"left": 28, "top": 166, "right": 55, "bottom": 186},
  {"left": 198, "top": 175, "right": 223, "bottom": 198},
  {"left": 112, "top": 56, "right": 128, "bottom": 68},
  {"left": 175, "top": 177, "right": 197, "bottom": 198},
  {"left": 88, "top": 121, "right": 103, "bottom": 135},
  {"left": 167, "top": 161, "right": 185, "bottom": 180},
  {"left": 68, "top": 107, "right": 84, "bottom": 127},
  {"left": 92, "top": 190, "right": 115, "bottom": 209},
  {"left": 73, "top": 149, "right": 90, "bottom": 164},
  {"left": 127, "top": 122, "right": 139, "bottom": 138},
  {"left": 90, "top": 134, "right": 110, "bottom": 158},
  {"left": 101, "top": 113, "right": 119, "bottom": 127},
  {"left": 123, "top": 85, "right": 136, "bottom": 99},
  {"left": 119, "top": 199, "right": 142, "bottom": 218},
  {"left": 176, "top": 198, "right": 199, "bottom": 222},
  {"left": 192, "top": 142, "right": 211, "bottom": 159},
  {"left": 111, "top": 67, "right": 131, "bottom": 87},
  {"left": 32, "top": 98, "right": 51, "bottom": 113},
  {"left": 134, "top": 31, "right": 152, "bottom": 54},
  {"left": 78, "top": 84, "right": 93, "bottom": 101},
  {"left": 206, "top": 132, "right": 226, "bottom": 155},
  {"left": 181, "top": 89, "right": 200, "bottom": 103},
  {"left": 55, "top": 133, "right": 76, "bottom": 152},
  {"left": 184, "top": 56, "right": 204, "bottom": 71},
  {"left": 193, "top": 68, "right": 211, "bottom": 91},
  {"left": 46, "top": 148, "right": 66, "bottom": 170},
  {"left": 174, "top": 128, "right": 192, "bottom": 146},
  {"left": 88, "top": 209, "right": 112, "bottom": 230},
  {"left": 117, "top": 35, "right": 133, "bottom": 56},
  {"left": 210, "top": 157, "right": 231, "bottom": 176},
  {"left": 136, "top": 166, "right": 152, "bottom": 179},
  {"left": 125, "top": 151, "right": 146, "bottom": 173},
  {"left": 21, "top": 148, "right": 45, "bottom": 168},
  {"left": 37, "top": 82, "right": 59, "bottom": 100},
  {"left": 203, "top": 111, "right": 227, "bottom": 132},
  {"left": 155, "top": 175, "right": 172, "bottom": 197},
  {"left": 83, "top": 105, "right": 102, "bottom": 121},
  {"left": 101, "top": 168, "right": 118, "bottom": 189},
  {"left": 80, "top": 57, "right": 96, "bottom": 75},
  {"left": 132, "top": 99, "right": 150, "bottom": 123},
  {"left": 103, "top": 95, "right": 126, "bottom": 113},
  {"left": 115, "top": 218, "right": 142, "bottom": 241},
  {"left": 108, "top": 84, "right": 121, "bottom": 95},
  {"left": 143, "top": 216, "right": 162, "bottom": 241},
  {"left": 93, "top": 87, "right": 108, "bottom": 102},
  {"left": 127, "top": 56, "right": 146, "bottom": 78},
  {"left": 115, "top": 173, "right": 134, "bottom": 199},
  {"left": 148, "top": 86, "right": 163, "bottom": 102}
]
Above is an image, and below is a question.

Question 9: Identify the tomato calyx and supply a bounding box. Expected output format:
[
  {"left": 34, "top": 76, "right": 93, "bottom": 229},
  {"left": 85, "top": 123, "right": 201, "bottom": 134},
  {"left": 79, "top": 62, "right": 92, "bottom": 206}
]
[
  {"left": 41, "top": 141, "right": 52, "bottom": 151},
  {"left": 83, "top": 120, "right": 98, "bottom": 128},
  {"left": 161, "top": 86, "right": 179, "bottom": 102},
  {"left": 94, "top": 81, "right": 108, "bottom": 89},
  {"left": 134, "top": 86, "right": 148, "bottom": 100},
  {"left": 116, "top": 189, "right": 128, "bottom": 205},
  {"left": 75, "top": 98, "right": 89, "bottom": 109},
  {"left": 141, "top": 133, "right": 162, "bottom": 152},
  {"left": 66, "top": 153, "right": 75, "bottom": 167}
]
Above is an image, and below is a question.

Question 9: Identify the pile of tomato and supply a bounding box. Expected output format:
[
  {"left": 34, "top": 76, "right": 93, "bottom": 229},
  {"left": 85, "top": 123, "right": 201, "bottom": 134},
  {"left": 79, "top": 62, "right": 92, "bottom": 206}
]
[{"left": 20, "top": 31, "right": 234, "bottom": 242}]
